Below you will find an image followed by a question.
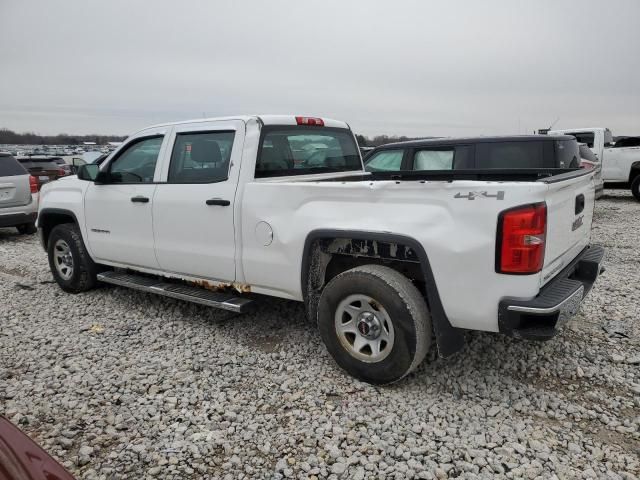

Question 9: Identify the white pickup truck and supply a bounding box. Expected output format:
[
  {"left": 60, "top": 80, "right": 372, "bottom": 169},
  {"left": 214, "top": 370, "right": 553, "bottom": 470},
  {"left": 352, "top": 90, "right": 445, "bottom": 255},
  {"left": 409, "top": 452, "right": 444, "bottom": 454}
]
[
  {"left": 550, "top": 127, "right": 640, "bottom": 200},
  {"left": 37, "top": 115, "right": 605, "bottom": 384}
]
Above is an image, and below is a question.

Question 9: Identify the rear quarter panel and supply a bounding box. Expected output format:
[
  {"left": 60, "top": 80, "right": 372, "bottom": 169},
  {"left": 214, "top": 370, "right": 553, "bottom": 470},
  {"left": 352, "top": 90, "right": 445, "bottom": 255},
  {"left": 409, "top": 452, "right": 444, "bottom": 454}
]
[{"left": 240, "top": 179, "right": 550, "bottom": 332}]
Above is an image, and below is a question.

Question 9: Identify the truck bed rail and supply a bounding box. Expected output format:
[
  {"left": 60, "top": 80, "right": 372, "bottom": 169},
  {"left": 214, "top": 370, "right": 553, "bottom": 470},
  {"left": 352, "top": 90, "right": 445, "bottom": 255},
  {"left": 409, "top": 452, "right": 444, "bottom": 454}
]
[{"left": 320, "top": 168, "right": 588, "bottom": 183}]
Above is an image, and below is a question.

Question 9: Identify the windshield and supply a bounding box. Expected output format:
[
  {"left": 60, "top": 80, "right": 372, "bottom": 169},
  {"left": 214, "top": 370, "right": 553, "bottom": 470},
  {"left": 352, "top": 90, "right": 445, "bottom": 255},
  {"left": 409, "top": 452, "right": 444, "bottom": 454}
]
[{"left": 256, "top": 126, "right": 361, "bottom": 178}]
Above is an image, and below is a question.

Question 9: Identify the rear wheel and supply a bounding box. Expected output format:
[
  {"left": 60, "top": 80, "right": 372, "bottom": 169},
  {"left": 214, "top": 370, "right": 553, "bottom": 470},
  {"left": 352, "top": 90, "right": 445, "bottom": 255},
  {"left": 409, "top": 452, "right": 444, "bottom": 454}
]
[
  {"left": 317, "top": 264, "right": 432, "bottom": 385},
  {"left": 16, "top": 223, "right": 36, "bottom": 235},
  {"left": 631, "top": 175, "right": 640, "bottom": 201},
  {"left": 47, "top": 223, "right": 99, "bottom": 293}
]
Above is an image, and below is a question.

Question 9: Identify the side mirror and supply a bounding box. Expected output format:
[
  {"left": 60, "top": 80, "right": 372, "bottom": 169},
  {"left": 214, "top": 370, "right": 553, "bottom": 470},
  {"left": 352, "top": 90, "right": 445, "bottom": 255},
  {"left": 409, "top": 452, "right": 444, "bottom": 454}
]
[{"left": 77, "top": 164, "right": 100, "bottom": 181}]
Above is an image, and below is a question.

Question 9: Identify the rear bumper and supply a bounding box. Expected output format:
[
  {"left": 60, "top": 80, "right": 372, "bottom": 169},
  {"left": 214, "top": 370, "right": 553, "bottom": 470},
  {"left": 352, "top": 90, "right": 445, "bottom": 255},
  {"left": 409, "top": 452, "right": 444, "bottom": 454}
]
[
  {"left": 498, "top": 244, "right": 605, "bottom": 341},
  {"left": 0, "top": 211, "right": 37, "bottom": 228}
]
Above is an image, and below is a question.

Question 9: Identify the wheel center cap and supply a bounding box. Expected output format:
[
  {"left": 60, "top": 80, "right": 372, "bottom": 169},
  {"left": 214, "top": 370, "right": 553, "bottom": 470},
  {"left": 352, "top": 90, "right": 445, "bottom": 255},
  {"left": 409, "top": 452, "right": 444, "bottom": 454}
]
[{"left": 357, "top": 312, "right": 381, "bottom": 340}]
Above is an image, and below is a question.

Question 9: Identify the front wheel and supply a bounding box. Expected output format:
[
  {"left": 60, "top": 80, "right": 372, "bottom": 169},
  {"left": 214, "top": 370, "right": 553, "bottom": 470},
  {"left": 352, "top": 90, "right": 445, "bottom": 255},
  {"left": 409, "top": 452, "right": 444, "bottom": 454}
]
[
  {"left": 631, "top": 175, "right": 640, "bottom": 201},
  {"left": 47, "top": 223, "right": 99, "bottom": 293},
  {"left": 317, "top": 265, "right": 432, "bottom": 385}
]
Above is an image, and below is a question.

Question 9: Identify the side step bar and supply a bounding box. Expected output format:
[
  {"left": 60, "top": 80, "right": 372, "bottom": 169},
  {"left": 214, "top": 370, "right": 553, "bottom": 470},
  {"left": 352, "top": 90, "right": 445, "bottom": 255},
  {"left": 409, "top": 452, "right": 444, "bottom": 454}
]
[{"left": 97, "top": 271, "right": 253, "bottom": 313}]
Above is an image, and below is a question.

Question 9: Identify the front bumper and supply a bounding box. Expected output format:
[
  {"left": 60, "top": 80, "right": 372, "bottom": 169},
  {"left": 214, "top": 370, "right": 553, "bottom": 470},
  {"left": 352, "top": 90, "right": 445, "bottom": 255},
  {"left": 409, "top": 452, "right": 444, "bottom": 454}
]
[{"left": 498, "top": 245, "right": 605, "bottom": 341}]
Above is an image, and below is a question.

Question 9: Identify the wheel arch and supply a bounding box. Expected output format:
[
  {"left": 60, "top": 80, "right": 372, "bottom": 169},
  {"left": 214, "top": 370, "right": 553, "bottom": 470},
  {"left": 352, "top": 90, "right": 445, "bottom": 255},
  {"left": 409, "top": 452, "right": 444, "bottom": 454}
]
[
  {"left": 301, "top": 229, "right": 465, "bottom": 358},
  {"left": 38, "top": 208, "right": 80, "bottom": 250}
]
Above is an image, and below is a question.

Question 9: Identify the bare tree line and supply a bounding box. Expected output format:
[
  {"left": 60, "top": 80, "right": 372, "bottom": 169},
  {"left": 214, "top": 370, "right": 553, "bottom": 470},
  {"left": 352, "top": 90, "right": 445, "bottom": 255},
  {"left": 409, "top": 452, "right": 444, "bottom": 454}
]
[{"left": 0, "top": 128, "right": 126, "bottom": 145}]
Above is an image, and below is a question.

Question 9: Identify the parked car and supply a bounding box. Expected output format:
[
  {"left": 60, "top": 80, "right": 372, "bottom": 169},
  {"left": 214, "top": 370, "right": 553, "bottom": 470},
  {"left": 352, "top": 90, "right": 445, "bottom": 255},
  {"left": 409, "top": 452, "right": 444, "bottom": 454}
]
[
  {"left": 38, "top": 115, "right": 604, "bottom": 384},
  {"left": 364, "top": 135, "right": 581, "bottom": 173},
  {"left": 0, "top": 416, "right": 75, "bottom": 480},
  {"left": 578, "top": 143, "right": 604, "bottom": 198},
  {"left": 16, "top": 156, "right": 64, "bottom": 190},
  {"left": 549, "top": 127, "right": 640, "bottom": 200},
  {"left": 51, "top": 156, "right": 73, "bottom": 175},
  {"left": 0, "top": 152, "right": 38, "bottom": 233}
]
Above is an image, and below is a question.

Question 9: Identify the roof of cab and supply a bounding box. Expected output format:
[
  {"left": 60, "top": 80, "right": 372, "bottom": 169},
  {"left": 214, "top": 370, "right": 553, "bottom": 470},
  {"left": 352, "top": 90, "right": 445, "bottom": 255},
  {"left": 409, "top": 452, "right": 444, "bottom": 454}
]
[
  {"left": 550, "top": 127, "right": 608, "bottom": 134},
  {"left": 374, "top": 134, "right": 576, "bottom": 150},
  {"left": 146, "top": 115, "right": 350, "bottom": 130}
]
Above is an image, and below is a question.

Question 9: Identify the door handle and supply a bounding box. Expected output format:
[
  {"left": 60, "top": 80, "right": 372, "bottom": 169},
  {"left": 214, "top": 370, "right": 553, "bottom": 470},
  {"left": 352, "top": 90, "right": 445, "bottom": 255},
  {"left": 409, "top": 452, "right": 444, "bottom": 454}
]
[
  {"left": 131, "top": 196, "right": 150, "bottom": 203},
  {"left": 206, "top": 198, "right": 230, "bottom": 206},
  {"left": 575, "top": 194, "right": 585, "bottom": 214}
]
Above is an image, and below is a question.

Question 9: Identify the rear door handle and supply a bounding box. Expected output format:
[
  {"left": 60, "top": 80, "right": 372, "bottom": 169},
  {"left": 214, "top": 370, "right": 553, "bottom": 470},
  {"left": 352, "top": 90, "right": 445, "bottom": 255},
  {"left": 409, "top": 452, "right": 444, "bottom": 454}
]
[
  {"left": 131, "top": 196, "right": 150, "bottom": 203},
  {"left": 206, "top": 198, "right": 230, "bottom": 206}
]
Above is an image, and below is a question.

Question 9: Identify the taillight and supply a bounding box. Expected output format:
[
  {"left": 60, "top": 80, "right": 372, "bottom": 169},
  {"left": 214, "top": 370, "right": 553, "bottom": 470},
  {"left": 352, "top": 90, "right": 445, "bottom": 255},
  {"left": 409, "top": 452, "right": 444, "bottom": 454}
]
[
  {"left": 496, "top": 203, "right": 547, "bottom": 274},
  {"left": 295, "top": 116, "right": 324, "bottom": 126},
  {"left": 58, "top": 168, "right": 66, "bottom": 176},
  {"left": 29, "top": 175, "right": 38, "bottom": 193}
]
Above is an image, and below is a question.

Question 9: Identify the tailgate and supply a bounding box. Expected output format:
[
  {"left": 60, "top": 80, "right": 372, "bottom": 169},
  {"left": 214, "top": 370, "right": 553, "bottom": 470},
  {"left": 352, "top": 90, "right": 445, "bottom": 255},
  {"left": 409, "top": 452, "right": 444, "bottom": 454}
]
[
  {"left": 0, "top": 174, "right": 31, "bottom": 208},
  {"left": 540, "top": 171, "right": 595, "bottom": 286}
]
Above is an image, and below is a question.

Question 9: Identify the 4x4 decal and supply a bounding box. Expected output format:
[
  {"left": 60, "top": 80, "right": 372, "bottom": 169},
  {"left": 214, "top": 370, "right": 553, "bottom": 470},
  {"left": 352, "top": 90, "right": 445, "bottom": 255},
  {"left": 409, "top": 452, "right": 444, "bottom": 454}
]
[{"left": 454, "top": 191, "right": 505, "bottom": 200}]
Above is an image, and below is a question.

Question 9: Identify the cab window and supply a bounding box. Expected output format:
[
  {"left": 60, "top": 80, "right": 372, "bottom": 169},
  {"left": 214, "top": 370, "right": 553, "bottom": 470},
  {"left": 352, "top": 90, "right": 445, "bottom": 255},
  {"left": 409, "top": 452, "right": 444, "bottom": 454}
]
[
  {"left": 365, "top": 150, "right": 404, "bottom": 171},
  {"left": 168, "top": 131, "right": 235, "bottom": 183},
  {"left": 256, "top": 127, "right": 361, "bottom": 178},
  {"left": 108, "top": 136, "right": 163, "bottom": 183},
  {"left": 413, "top": 149, "right": 454, "bottom": 170}
]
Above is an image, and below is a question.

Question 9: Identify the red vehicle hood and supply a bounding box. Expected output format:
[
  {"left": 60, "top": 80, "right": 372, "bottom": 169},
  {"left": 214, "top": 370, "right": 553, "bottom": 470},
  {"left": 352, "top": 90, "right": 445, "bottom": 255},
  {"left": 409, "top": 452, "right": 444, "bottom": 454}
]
[{"left": 0, "top": 417, "right": 75, "bottom": 480}]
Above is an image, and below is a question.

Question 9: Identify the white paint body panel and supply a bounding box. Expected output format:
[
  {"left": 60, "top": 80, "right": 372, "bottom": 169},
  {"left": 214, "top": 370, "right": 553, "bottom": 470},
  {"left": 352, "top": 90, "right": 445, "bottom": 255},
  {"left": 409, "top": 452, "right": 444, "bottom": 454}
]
[
  {"left": 152, "top": 120, "right": 245, "bottom": 280},
  {"left": 551, "top": 128, "right": 640, "bottom": 183},
  {"left": 39, "top": 115, "right": 596, "bottom": 333}
]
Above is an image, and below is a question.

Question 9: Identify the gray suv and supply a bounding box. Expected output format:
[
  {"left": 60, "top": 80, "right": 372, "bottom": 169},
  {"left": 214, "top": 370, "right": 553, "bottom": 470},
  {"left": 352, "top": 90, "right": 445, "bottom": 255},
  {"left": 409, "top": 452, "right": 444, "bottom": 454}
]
[{"left": 0, "top": 152, "right": 38, "bottom": 234}]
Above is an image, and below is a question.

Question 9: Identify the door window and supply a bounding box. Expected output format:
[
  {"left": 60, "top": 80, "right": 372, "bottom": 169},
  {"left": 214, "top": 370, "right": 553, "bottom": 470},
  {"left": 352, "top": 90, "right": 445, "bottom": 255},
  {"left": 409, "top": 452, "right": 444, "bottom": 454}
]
[
  {"left": 413, "top": 149, "right": 454, "bottom": 170},
  {"left": 364, "top": 150, "right": 404, "bottom": 171},
  {"left": 108, "top": 136, "right": 163, "bottom": 183},
  {"left": 168, "top": 131, "right": 235, "bottom": 183}
]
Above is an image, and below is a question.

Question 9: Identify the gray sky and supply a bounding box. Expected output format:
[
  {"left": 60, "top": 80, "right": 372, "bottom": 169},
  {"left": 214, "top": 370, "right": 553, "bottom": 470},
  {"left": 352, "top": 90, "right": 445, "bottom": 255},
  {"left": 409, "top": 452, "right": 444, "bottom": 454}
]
[{"left": 1, "top": 0, "right": 639, "bottom": 137}]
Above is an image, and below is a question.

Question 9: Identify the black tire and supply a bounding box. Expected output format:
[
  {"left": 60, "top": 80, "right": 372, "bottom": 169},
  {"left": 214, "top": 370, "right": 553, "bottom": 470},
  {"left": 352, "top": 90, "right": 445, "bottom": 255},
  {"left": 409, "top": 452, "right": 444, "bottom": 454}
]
[
  {"left": 317, "top": 264, "right": 432, "bottom": 385},
  {"left": 47, "top": 223, "right": 99, "bottom": 293},
  {"left": 631, "top": 175, "right": 640, "bottom": 201},
  {"left": 16, "top": 223, "right": 37, "bottom": 235}
]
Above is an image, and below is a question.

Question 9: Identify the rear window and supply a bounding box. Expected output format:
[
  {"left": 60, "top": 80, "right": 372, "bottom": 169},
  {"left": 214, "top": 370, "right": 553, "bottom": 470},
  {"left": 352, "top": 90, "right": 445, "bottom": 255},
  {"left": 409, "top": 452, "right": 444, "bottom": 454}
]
[
  {"left": 476, "top": 141, "right": 547, "bottom": 168},
  {"left": 565, "top": 132, "right": 595, "bottom": 148},
  {"left": 256, "top": 127, "right": 361, "bottom": 178},
  {"left": 0, "top": 154, "right": 28, "bottom": 177},
  {"left": 18, "top": 159, "right": 59, "bottom": 169}
]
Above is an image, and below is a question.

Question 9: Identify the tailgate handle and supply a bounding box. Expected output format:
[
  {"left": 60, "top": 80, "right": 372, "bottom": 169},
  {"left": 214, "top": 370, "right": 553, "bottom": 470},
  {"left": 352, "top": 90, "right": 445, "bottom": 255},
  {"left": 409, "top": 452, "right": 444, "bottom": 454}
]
[{"left": 575, "top": 194, "right": 585, "bottom": 214}]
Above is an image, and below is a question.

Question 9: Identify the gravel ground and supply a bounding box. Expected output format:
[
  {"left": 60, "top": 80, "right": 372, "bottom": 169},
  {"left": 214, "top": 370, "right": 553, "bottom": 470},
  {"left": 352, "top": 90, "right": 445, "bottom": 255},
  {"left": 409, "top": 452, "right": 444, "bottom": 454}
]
[{"left": 1, "top": 189, "right": 639, "bottom": 480}]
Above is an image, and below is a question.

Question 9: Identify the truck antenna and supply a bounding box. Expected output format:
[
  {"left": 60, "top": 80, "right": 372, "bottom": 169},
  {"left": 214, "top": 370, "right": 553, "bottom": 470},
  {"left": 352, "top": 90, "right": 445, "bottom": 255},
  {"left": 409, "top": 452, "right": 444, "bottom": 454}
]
[{"left": 548, "top": 117, "right": 560, "bottom": 130}]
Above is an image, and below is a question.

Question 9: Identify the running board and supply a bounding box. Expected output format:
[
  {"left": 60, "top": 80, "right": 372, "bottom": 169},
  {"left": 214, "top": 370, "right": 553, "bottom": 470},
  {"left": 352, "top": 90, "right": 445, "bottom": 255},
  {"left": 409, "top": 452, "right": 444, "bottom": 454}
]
[{"left": 97, "top": 271, "right": 253, "bottom": 313}]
